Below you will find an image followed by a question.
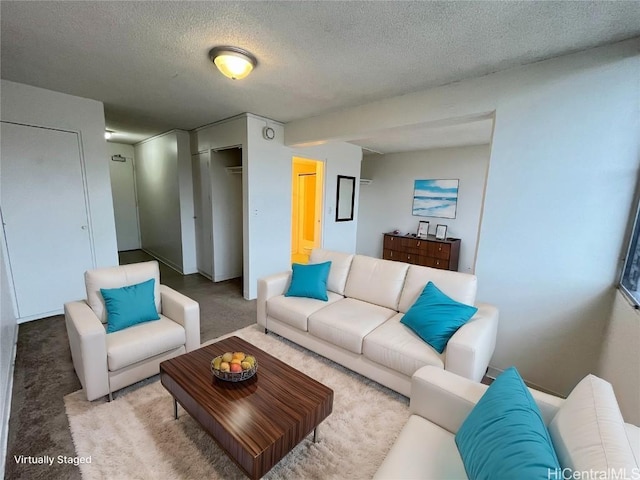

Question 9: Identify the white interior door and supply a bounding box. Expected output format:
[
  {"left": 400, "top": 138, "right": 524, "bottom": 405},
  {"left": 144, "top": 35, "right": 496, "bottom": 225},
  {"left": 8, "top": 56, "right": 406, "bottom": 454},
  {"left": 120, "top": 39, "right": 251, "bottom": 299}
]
[
  {"left": 193, "top": 152, "right": 213, "bottom": 278},
  {"left": 108, "top": 154, "right": 140, "bottom": 251},
  {"left": 1, "top": 122, "right": 95, "bottom": 319}
]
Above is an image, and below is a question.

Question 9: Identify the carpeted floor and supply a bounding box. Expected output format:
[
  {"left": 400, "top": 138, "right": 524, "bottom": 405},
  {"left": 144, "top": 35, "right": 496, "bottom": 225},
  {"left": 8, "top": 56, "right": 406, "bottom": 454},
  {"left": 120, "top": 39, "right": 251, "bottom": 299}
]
[
  {"left": 64, "top": 325, "right": 409, "bottom": 480},
  {"left": 4, "top": 251, "right": 256, "bottom": 480}
]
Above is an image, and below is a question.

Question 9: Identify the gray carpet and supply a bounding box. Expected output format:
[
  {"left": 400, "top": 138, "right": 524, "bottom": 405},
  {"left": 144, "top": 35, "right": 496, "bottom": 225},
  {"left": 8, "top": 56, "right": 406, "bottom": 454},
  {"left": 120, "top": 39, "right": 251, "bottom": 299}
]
[{"left": 4, "top": 250, "right": 256, "bottom": 480}]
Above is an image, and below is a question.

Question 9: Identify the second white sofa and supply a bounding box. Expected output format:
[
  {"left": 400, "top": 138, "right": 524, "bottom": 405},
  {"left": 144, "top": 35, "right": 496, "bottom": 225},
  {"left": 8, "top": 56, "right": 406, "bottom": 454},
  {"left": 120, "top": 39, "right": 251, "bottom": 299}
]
[{"left": 257, "top": 249, "right": 499, "bottom": 396}]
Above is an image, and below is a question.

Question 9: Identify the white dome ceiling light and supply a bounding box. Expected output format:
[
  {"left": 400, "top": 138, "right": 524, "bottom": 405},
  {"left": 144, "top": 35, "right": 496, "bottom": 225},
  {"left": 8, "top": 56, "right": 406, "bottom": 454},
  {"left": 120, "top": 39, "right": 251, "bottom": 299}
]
[{"left": 209, "top": 46, "right": 257, "bottom": 80}]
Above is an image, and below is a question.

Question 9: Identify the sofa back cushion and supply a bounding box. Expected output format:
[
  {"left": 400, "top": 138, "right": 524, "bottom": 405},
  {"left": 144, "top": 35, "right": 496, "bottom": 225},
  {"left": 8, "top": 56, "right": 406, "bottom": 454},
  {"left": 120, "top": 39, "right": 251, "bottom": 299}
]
[
  {"left": 85, "top": 261, "right": 161, "bottom": 323},
  {"left": 310, "top": 249, "right": 354, "bottom": 295},
  {"left": 548, "top": 374, "right": 638, "bottom": 474},
  {"left": 398, "top": 265, "right": 477, "bottom": 313},
  {"left": 344, "top": 255, "right": 409, "bottom": 310}
]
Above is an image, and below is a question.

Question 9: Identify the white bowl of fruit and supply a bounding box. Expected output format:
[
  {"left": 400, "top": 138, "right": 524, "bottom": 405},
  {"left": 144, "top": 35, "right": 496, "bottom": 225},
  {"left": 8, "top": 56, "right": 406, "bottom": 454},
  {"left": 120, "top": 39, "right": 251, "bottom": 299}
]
[{"left": 211, "top": 351, "right": 257, "bottom": 382}]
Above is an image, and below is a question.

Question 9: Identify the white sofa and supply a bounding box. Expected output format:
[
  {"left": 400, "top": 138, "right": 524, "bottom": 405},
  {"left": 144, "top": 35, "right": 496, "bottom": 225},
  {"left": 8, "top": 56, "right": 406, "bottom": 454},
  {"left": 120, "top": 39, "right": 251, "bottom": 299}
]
[
  {"left": 65, "top": 261, "right": 200, "bottom": 401},
  {"left": 257, "top": 249, "right": 499, "bottom": 396},
  {"left": 375, "top": 366, "right": 640, "bottom": 479}
]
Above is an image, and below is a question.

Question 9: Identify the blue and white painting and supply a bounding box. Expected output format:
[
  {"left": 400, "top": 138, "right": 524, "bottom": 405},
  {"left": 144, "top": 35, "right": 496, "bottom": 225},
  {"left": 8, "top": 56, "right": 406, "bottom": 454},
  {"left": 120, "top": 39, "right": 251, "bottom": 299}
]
[{"left": 412, "top": 179, "right": 459, "bottom": 219}]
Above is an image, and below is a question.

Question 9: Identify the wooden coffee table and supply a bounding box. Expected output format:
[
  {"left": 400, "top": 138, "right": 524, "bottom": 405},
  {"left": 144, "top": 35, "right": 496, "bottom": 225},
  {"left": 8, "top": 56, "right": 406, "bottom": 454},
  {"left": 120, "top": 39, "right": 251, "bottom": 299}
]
[{"left": 159, "top": 336, "right": 334, "bottom": 479}]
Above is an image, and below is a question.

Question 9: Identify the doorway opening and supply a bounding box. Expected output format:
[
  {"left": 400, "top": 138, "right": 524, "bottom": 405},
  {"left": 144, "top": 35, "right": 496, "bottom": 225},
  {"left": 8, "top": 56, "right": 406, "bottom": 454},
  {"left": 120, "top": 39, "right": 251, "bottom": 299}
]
[
  {"left": 291, "top": 157, "right": 324, "bottom": 264},
  {"left": 193, "top": 147, "right": 243, "bottom": 284}
]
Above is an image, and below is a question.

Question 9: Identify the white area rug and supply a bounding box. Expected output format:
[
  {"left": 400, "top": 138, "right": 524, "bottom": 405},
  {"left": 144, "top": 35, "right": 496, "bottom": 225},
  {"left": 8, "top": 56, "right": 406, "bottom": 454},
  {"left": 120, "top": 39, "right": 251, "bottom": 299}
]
[{"left": 64, "top": 324, "right": 409, "bottom": 479}]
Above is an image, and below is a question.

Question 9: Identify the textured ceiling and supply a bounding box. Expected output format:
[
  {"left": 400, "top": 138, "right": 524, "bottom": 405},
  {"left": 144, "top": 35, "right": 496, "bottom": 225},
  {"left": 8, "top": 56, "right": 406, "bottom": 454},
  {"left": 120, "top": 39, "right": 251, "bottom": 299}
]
[{"left": 2, "top": 1, "right": 640, "bottom": 148}]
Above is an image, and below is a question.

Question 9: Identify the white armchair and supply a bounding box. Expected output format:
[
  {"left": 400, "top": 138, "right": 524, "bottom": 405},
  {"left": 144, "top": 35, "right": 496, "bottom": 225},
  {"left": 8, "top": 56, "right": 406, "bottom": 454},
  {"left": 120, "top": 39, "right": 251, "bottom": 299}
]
[{"left": 64, "top": 261, "right": 200, "bottom": 401}]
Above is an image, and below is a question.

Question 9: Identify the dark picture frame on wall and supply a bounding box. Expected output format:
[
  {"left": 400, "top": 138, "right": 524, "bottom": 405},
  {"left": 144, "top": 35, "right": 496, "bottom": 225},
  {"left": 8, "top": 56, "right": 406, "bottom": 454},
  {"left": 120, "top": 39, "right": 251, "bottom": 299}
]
[{"left": 335, "top": 175, "right": 356, "bottom": 222}]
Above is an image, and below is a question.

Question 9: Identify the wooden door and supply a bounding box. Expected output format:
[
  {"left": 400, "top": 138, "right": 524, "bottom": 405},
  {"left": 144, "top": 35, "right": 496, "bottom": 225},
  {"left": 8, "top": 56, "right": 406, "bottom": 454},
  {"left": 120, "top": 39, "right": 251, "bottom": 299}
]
[{"left": 1, "top": 122, "right": 94, "bottom": 319}]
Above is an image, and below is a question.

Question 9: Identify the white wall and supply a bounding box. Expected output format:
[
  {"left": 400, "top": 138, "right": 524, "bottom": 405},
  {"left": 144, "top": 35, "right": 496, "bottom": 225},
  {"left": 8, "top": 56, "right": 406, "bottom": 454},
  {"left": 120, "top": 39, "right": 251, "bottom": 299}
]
[
  {"left": 107, "top": 142, "right": 140, "bottom": 251},
  {"left": 284, "top": 39, "right": 640, "bottom": 396},
  {"left": 193, "top": 114, "right": 363, "bottom": 299},
  {"left": 357, "top": 145, "right": 490, "bottom": 273},
  {"left": 134, "top": 130, "right": 197, "bottom": 274},
  {"left": 597, "top": 290, "right": 640, "bottom": 425},
  {"left": 0, "top": 80, "right": 118, "bottom": 268},
  {"left": 0, "top": 244, "right": 18, "bottom": 480},
  {"left": 244, "top": 116, "right": 292, "bottom": 299}
]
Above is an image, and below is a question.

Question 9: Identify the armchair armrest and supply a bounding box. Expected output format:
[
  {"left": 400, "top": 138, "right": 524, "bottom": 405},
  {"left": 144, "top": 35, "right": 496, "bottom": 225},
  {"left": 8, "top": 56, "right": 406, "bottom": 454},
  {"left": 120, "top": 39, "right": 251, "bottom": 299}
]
[
  {"left": 257, "top": 271, "right": 292, "bottom": 328},
  {"left": 410, "top": 366, "right": 565, "bottom": 434},
  {"left": 445, "top": 302, "right": 499, "bottom": 381},
  {"left": 64, "top": 300, "right": 109, "bottom": 401},
  {"left": 160, "top": 284, "right": 200, "bottom": 351},
  {"left": 410, "top": 366, "right": 488, "bottom": 434}
]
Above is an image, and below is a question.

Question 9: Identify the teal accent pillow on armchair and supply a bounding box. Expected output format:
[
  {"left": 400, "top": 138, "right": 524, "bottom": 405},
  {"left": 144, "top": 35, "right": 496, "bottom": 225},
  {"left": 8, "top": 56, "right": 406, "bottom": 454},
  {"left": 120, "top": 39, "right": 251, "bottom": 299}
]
[
  {"left": 455, "top": 367, "right": 561, "bottom": 479},
  {"left": 400, "top": 281, "right": 478, "bottom": 353},
  {"left": 101, "top": 278, "right": 160, "bottom": 333},
  {"left": 285, "top": 261, "right": 332, "bottom": 301}
]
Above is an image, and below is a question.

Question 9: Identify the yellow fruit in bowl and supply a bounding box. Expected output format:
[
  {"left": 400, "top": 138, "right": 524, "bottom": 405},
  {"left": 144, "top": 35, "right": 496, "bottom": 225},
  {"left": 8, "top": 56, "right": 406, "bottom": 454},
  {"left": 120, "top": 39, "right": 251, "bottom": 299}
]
[
  {"left": 221, "top": 352, "right": 233, "bottom": 363},
  {"left": 232, "top": 352, "right": 246, "bottom": 361},
  {"left": 212, "top": 357, "right": 222, "bottom": 370},
  {"left": 219, "top": 362, "right": 230, "bottom": 372},
  {"left": 230, "top": 358, "right": 242, "bottom": 365},
  {"left": 241, "top": 361, "right": 252, "bottom": 370},
  {"left": 244, "top": 355, "right": 256, "bottom": 367}
]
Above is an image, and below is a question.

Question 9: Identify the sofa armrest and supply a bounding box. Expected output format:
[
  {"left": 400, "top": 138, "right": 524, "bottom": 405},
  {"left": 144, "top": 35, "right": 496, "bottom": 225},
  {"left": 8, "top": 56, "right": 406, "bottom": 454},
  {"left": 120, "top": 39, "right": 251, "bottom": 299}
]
[
  {"left": 160, "top": 284, "right": 200, "bottom": 351},
  {"left": 257, "top": 271, "right": 292, "bottom": 328},
  {"left": 445, "top": 302, "right": 499, "bottom": 381},
  {"left": 410, "top": 366, "right": 488, "bottom": 434},
  {"left": 64, "top": 301, "right": 109, "bottom": 401}
]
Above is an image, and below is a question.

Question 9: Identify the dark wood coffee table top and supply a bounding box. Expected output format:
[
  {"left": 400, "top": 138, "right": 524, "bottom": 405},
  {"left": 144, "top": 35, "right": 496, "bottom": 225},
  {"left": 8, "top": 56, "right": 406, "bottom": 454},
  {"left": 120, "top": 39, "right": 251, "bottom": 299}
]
[{"left": 160, "top": 335, "right": 334, "bottom": 479}]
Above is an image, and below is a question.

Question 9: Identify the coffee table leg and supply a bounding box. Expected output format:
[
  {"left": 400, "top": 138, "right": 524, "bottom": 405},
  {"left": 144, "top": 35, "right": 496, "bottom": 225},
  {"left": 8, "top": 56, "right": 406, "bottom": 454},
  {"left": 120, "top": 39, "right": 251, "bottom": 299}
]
[
  {"left": 313, "top": 427, "right": 318, "bottom": 443},
  {"left": 173, "top": 398, "right": 178, "bottom": 420}
]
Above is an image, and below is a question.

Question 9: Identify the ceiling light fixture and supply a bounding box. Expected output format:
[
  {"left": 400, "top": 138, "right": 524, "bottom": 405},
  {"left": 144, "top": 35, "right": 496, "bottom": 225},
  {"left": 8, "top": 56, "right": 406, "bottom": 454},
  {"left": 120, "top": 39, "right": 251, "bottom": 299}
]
[{"left": 209, "top": 46, "right": 257, "bottom": 80}]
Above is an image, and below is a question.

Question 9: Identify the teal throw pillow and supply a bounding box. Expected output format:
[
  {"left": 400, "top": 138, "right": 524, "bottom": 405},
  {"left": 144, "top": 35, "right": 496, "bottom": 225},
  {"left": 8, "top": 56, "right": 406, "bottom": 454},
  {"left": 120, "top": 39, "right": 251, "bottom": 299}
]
[
  {"left": 400, "top": 281, "right": 478, "bottom": 353},
  {"left": 455, "top": 367, "right": 561, "bottom": 480},
  {"left": 285, "top": 261, "right": 331, "bottom": 301},
  {"left": 101, "top": 278, "right": 160, "bottom": 333}
]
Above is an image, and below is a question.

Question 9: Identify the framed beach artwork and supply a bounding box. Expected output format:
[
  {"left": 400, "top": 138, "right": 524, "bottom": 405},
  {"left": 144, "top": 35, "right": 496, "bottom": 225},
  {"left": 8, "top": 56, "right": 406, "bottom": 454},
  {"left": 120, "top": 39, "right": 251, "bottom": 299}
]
[{"left": 412, "top": 179, "right": 459, "bottom": 219}]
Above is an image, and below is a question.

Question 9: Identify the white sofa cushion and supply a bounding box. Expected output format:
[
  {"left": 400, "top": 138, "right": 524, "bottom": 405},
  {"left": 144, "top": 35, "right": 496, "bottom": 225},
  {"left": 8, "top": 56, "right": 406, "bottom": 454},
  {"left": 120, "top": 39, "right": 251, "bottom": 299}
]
[
  {"left": 309, "top": 249, "right": 354, "bottom": 295},
  {"left": 266, "top": 291, "right": 344, "bottom": 331},
  {"left": 86, "top": 261, "right": 161, "bottom": 323},
  {"left": 344, "top": 255, "right": 409, "bottom": 310},
  {"left": 106, "top": 315, "right": 185, "bottom": 371},
  {"left": 363, "top": 313, "right": 444, "bottom": 377},
  {"left": 548, "top": 374, "right": 638, "bottom": 473},
  {"left": 398, "top": 265, "right": 477, "bottom": 313},
  {"left": 308, "top": 298, "right": 396, "bottom": 354},
  {"left": 373, "top": 415, "right": 467, "bottom": 480}
]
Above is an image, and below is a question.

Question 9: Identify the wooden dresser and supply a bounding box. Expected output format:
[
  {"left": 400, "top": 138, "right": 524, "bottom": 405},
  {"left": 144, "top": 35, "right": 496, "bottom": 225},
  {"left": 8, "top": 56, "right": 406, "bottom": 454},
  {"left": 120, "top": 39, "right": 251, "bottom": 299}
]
[{"left": 382, "top": 233, "right": 460, "bottom": 271}]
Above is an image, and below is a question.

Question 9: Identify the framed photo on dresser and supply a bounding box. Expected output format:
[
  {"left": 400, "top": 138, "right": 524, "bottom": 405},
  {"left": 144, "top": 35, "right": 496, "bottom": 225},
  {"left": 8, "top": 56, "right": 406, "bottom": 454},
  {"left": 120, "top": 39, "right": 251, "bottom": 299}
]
[{"left": 417, "top": 221, "right": 430, "bottom": 238}]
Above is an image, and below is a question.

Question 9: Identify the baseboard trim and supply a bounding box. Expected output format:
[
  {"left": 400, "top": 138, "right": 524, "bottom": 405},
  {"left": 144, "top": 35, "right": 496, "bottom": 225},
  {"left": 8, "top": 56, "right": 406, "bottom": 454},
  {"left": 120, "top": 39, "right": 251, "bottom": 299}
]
[
  {"left": 141, "top": 249, "right": 184, "bottom": 275},
  {"left": 17, "top": 308, "right": 64, "bottom": 324},
  {"left": 487, "top": 365, "right": 564, "bottom": 398},
  {"left": 1, "top": 325, "right": 19, "bottom": 479}
]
